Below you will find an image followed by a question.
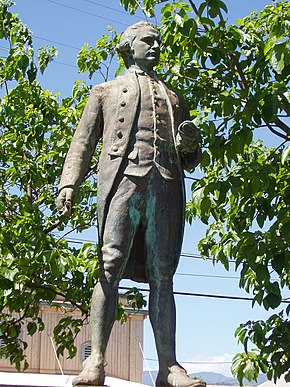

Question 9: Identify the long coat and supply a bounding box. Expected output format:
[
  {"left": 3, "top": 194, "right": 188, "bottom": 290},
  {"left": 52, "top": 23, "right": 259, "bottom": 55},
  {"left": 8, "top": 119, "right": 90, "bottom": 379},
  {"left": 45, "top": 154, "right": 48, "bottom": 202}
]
[{"left": 59, "top": 70, "right": 201, "bottom": 281}]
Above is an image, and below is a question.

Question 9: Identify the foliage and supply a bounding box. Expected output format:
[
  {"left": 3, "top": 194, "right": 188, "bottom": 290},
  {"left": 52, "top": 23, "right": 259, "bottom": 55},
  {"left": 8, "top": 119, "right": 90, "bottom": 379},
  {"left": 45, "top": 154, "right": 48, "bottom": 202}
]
[
  {"left": 119, "top": 0, "right": 290, "bottom": 384},
  {"left": 0, "top": 0, "right": 147, "bottom": 370},
  {"left": 77, "top": 26, "right": 120, "bottom": 81},
  {"left": 1, "top": 0, "right": 289, "bottom": 382},
  {"left": 232, "top": 311, "right": 290, "bottom": 385}
]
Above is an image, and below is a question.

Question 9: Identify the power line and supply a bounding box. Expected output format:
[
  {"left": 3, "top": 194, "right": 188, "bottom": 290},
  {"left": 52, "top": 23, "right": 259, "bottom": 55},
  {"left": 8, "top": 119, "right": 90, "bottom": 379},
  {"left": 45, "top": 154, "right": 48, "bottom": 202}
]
[
  {"left": 56, "top": 238, "right": 284, "bottom": 282},
  {"left": 54, "top": 60, "right": 78, "bottom": 69},
  {"left": 34, "top": 35, "right": 80, "bottom": 50},
  {"left": 181, "top": 252, "right": 235, "bottom": 263},
  {"left": 66, "top": 237, "right": 235, "bottom": 264},
  {"left": 145, "top": 358, "right": 233, "bottom": 365},
  {"left": 81, "top": 0, "right": 143, "bottom": 20},
  {"left": 66, "top": 237, "right": 209, "bottom": 259},
  {"left": 176, "top": 273, "right": 239, "bottom": 280},
  {"left": 65, "top": 238, "right": 240, "bottom": 280},
  {"left": 59, "top": 242, "right": 287, "bottom": 302},
  {"left": 119, "top": 286, "right": 290, "bottom": 304},
  {"left": 44, "top": 0, "right": 129, "bottom": 27}
]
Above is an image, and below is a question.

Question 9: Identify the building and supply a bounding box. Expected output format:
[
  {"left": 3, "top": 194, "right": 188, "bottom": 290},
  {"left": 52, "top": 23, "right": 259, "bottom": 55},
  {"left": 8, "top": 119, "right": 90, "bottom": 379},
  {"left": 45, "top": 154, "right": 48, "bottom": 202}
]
[{"left": 0, "top": 297, "right": 147, "bottom": 384}]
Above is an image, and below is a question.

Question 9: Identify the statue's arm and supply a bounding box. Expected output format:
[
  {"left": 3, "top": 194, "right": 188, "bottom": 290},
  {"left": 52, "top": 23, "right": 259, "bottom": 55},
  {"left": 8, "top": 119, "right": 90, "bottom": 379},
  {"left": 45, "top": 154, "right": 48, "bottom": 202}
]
[
  {"left": 176, "top": 94, "right": 202, "bottom": 172},
  {"left": 56, "top": 86, "right": 103, "bottom": 214}
]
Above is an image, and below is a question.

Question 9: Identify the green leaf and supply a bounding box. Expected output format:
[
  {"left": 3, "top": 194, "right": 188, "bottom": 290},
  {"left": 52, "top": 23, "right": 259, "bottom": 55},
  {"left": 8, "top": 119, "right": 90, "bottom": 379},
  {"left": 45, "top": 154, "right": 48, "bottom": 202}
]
[
  {"left": 174, "top": 13, "right": 184, "bottom": 27},
  {"left": 262, "top": 95, "right": 279, "bottom": 122},
  {"left": 27, "top": 322, "right": 37, "bottom": 336},
  {"left": 282, "top": 144, "right": 290, "bottom": 164},
  {"left": 269, "top": 44, "right": 285, "bottom": 74},
  {"left": 263, "top": 293, "right": 281, "bottom": 310},
  {"left": 271, "top": 255, "right": 285, "bottom": 275}
]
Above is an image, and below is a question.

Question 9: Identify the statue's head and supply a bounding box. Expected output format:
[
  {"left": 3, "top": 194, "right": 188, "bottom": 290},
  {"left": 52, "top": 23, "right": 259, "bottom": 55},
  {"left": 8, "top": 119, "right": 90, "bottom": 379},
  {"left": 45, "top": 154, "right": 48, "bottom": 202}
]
[{"left": 117, "top": 21, "right": 161, "bottom": 71}]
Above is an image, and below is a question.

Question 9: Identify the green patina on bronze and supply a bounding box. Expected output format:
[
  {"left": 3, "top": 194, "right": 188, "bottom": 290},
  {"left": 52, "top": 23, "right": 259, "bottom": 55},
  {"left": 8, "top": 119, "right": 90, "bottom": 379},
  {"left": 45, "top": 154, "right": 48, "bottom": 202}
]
[{"left": 57, "top": 21, "right": 203, "bottom": 387}]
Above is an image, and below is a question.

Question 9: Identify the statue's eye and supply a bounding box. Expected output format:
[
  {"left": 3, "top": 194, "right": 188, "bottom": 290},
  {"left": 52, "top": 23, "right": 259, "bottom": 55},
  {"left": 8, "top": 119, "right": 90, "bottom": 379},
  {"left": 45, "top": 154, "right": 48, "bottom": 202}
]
[{"left": 142, "top": 37, "right": 153, "bottom": 44}]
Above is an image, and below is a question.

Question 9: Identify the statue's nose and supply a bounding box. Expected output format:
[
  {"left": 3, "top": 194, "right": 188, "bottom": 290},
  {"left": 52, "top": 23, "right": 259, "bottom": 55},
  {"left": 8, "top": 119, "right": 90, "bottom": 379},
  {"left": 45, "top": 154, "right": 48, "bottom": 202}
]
[{"left": 152, "top": 40, "right": 160, "bottom": 49}]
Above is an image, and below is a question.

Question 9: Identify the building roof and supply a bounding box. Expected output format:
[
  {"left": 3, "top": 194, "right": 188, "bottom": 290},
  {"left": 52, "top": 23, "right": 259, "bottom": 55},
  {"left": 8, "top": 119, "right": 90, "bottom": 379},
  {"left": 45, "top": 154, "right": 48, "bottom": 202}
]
[{"left": 0, "top": 372, "right": 150, "bottom": 387}]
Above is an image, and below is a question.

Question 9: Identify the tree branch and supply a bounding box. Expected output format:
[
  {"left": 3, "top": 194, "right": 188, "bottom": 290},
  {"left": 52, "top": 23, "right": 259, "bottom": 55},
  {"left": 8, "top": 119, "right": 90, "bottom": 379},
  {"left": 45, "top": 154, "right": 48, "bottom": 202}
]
[
  {"left": 27, "top": 283, "right": 88, "bottom": 315},
  {"left": 188, "top": 0, "right": 209, "bottom": 31},
  {"left": 43, "top": 219, "right": 63, "bottom": 234},
  {"left": 56, "top": 222, "right": 92, "bottom": 242},
  {"left": 274, "top": 117, "right": 290, "bottom": 135},
  {"left": 218, "top": 8, "right": 224, "bottom": 22},
  {"left": 267, "top": 139, "right": 288, "bottom": 160},
  {"left": 230, "top": 52, "right": 249, "bottom": 90},
  {"left": 267, "top": 124, "right": 289, "bottom": 141}
]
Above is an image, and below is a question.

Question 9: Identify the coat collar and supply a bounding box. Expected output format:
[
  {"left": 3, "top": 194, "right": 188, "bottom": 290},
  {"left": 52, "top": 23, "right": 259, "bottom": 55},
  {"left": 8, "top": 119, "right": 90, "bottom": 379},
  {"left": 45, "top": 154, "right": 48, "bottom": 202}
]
[{"left": 125, "top": 66, "right": 158, "bottom": 79}]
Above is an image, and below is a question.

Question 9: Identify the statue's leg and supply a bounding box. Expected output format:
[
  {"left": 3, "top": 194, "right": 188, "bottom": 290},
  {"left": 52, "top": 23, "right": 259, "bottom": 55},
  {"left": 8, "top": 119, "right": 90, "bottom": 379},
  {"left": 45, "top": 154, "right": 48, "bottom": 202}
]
[
  {"left": 73, "top": 176, "right": 141, "bottom": 386},
  {"left": 145, "top": 175, "right": 206, "bottom": 387}
]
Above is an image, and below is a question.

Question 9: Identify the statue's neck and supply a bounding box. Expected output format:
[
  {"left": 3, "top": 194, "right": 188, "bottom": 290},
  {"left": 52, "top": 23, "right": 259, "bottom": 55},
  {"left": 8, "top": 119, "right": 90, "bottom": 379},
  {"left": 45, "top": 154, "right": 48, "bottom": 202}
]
[{"left": 128, "top": 64, "right": 155, "bottom": 77}]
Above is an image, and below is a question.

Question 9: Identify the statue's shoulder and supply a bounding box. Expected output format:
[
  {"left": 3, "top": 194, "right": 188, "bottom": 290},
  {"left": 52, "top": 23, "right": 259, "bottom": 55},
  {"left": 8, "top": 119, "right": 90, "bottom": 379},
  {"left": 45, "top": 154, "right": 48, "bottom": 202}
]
[{"left": 92, "top": 72, "right": 135, "bottom": 93}]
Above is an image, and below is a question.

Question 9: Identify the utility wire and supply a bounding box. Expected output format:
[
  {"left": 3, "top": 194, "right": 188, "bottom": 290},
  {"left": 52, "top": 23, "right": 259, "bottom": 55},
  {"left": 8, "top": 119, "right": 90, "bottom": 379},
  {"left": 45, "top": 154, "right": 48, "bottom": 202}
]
[
  {"left": 66, "top": 237, "right": 235, "bottom": 264},
  {"left": 54, "top": 60, "right": 78, "bottom": 69},
  {"left": 66, "top": 237, "right": 241, "bottom": 280},
  {"left": 176, "top": 273, "right": 239, "bottom": 280},
  {"left": 44, "top": 0, "right": 130, "bottom": 27},
  {"left": 34, "top": 35, "right": 80, "bottom": 50},
  {"left": 81, "top": 0, "right": 143, "bottom": 19},
  {"left": 119, "top": 286, "right": 290, "bottom": 304},
  {"left": 61, "top": 242, "right": 287, "bottom": 302},
  {"left": 145, "top": 358, "right": 233, "bottom": 365},
  {"left": 55, "top": 238, "right": 282, "bottom": 282}
]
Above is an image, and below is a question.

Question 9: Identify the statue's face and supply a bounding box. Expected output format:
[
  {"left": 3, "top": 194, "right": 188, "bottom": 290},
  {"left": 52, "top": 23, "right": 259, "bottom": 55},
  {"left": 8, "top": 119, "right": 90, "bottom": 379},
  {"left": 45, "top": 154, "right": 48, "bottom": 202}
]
[{"left": 130, "top": 27, "right": 161, "bottom": 71}]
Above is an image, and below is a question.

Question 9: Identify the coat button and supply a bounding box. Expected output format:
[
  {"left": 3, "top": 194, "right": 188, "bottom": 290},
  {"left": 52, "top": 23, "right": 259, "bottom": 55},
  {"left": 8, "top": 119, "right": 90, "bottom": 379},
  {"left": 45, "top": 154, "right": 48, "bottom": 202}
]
[
  {"left": 121, "top": 101, "right": 126, "bottom": 107},
  {"left": 123, "top": 87, "right": 128, "bottom": 93},
  {"left": 119, "top": 117, "right": 124, "bottom": 123},
  {"left": 112, "top": 145, "right": 118, "bottom": 152},
  {"left": 117, "top": 130, "right": 123, "bottom": 138}
]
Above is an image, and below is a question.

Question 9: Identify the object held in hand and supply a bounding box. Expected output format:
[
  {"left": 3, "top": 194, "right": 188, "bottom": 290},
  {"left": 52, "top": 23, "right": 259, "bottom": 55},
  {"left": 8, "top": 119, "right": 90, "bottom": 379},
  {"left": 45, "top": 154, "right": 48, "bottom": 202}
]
[
  {"left": 176, "top": 120, "right": 199, "bottom": 153},
  {"left": 61, "top": 199, "right": 71, "bottom": 217}
]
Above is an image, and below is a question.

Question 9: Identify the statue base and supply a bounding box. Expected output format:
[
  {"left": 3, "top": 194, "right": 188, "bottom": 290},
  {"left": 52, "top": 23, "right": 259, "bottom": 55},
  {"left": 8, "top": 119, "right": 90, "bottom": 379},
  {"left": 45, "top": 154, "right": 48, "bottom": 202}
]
[{"left": 75, "top": 385, "right": 109, "bottom": 387}]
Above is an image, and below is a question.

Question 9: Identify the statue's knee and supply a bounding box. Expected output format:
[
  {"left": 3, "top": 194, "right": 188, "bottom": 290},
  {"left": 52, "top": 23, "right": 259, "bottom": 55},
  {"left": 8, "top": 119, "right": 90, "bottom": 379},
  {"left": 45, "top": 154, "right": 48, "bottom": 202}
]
[{"left": 147, "top": 265, "right": 174, "bottom": 284}]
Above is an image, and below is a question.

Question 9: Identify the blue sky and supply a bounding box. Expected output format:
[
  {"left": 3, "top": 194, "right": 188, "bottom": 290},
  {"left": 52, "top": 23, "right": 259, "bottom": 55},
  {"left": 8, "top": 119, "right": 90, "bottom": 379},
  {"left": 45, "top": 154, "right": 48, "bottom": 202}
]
[{"left": 10, "top": 0, "right": 289, "bottom": 379}]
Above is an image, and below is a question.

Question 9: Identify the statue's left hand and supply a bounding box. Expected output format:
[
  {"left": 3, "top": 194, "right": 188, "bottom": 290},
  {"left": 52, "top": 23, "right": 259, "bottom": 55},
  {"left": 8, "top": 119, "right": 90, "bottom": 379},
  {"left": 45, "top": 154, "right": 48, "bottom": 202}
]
[{"left": 176, "top": 121, "right": 199, "bottom": 154}]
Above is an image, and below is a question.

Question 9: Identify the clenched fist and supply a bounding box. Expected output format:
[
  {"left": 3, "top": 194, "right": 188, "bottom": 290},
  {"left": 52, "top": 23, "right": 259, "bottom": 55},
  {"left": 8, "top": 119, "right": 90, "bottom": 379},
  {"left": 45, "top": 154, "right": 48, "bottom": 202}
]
[{"left": 56, "top": 187, "right": 74, "bottom": 217}]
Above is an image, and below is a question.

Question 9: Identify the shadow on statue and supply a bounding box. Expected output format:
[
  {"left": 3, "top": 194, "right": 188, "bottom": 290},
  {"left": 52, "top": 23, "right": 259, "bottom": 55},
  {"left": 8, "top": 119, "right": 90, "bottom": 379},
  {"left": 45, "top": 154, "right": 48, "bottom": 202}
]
[{"left": 56, "top": 21, "right": 204, "bottom": 387}]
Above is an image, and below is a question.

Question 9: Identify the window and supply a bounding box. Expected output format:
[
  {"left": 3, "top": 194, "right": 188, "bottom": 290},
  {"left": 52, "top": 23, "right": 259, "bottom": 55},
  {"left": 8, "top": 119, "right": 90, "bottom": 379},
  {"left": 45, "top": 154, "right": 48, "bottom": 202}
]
[{"left": 81, "top": 341, "right": 91, "bottom": 363}]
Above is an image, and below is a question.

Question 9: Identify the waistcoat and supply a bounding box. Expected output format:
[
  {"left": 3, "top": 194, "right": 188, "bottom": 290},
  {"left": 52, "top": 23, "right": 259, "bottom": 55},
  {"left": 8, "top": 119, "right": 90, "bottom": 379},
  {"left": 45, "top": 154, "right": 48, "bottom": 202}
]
[{"left": 124, "top": 72, "right": 179, "bottom": 180}]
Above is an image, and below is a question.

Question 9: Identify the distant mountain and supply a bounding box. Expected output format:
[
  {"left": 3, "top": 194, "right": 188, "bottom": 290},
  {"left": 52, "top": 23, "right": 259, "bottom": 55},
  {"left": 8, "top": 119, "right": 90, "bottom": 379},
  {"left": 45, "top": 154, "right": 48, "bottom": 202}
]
[
  {"left": 143, "top": 371, "right": 268, "bottom": 386},
  {"left": 190, "top": 372, "right": 267, "bottom": 385}
]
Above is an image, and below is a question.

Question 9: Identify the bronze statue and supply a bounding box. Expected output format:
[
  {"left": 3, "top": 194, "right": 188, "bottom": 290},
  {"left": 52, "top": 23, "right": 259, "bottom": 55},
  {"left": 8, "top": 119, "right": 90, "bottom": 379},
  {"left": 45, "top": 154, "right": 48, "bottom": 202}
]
[{"left": 57, "top": 21, "right": 204, "bottom": 387}]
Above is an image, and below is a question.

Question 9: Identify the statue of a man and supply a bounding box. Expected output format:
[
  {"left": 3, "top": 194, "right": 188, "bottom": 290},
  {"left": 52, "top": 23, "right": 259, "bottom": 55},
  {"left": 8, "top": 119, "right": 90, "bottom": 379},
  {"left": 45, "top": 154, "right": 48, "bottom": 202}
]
[{"left": 57, "top": 21, "right": 204, "bottom": 387}]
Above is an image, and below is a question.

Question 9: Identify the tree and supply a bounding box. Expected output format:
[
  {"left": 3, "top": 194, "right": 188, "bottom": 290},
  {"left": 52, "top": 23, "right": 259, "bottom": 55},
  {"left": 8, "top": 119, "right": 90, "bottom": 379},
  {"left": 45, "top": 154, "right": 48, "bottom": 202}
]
[
  {"left": 119, "top": 0, "right": 290, "bottom": 384},
  {"left": 0, "top": 0, "right": 144, "bottom": 370},
  {"left": 1, "top": 0, "right": 289, "bottom": 384}
]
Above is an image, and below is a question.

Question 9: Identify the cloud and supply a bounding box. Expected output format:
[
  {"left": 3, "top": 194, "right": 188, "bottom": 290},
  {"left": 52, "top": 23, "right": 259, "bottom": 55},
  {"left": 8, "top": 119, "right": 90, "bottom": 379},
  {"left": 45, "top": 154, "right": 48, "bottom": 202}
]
[
  {"left": 179, "top": 353, "right": 234, "bottom": 377},
  {"left": 142, "top": 354, "right": 234, "bottom": 377}
]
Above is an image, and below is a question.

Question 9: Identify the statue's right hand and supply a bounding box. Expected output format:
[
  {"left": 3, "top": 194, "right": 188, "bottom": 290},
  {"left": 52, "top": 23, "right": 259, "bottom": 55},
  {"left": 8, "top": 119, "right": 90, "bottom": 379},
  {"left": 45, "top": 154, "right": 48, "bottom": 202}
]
[{"left": 56, "top": 187, "right": 74, "bottom": 217}]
